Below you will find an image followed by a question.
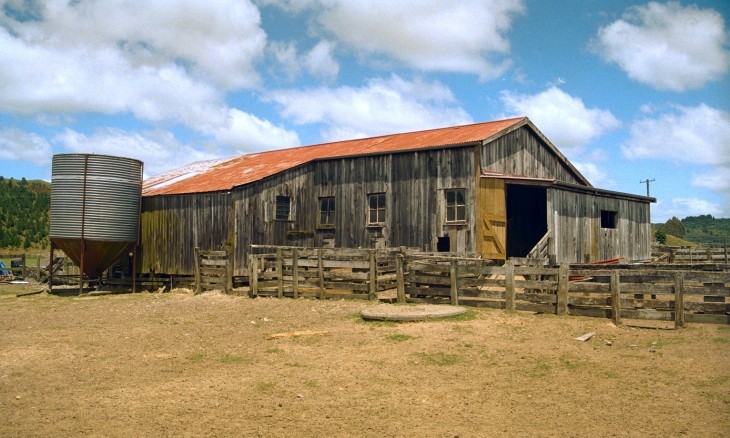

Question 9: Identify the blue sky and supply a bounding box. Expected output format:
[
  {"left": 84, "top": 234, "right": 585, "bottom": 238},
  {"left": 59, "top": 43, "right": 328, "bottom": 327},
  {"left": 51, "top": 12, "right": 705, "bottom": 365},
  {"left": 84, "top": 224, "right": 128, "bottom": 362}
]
[{"left": 1, "top": 0, "right": 728, "bottom": 222}]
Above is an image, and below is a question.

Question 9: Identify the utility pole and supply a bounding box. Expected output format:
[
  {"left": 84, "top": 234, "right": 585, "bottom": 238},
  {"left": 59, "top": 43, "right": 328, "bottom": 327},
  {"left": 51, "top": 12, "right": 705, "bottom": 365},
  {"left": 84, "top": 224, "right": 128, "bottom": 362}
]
[{"left": 640, "top": 178, "right": 655, "bottom": 197}]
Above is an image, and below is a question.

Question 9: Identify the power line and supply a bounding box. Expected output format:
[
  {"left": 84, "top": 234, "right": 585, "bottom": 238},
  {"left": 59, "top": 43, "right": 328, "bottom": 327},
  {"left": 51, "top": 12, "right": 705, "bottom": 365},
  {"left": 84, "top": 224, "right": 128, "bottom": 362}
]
[{"left": 640, "top": 178, "right": 655, "bottom": 197}]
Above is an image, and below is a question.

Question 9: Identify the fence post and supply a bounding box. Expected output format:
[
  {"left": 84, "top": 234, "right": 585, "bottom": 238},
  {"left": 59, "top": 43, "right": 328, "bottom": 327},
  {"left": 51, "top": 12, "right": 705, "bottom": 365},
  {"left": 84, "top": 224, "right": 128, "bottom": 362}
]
[
  {"left": 225, "top": 246, "right": 233, "bottom": 294},
  {"left": 368, "top": 249, "right": 377, "bottom": 301},
  {"left": 674, "top": 272, "right": 685, "bottom": 329},
  {"left": 504, "top": 260, "right": 515, "bottom": 311},
  {"left": 21, "top": 254, "right": 26, "bottom": 278},
  {"left": 449, "top": 259, "right": 459, "bottom": 306},
  {"left": 249, "top": 254, "right": 258, "bottom": 297},
  {"left": 317, "top": 248, "right": 325, "bottom": 299},
  {"left": 276, "top": 248, "right": 284, "bottom": 298},
  {"left": 557, "top": 263, "right": 568, "bottom": 316},
  {"left": 194, "top": 247, "right": 201, "bottom": 294},
  {"left": 396, "top": 254, "right": 406, "bottom": 304},
  {"left": 610, "top": 270, "right": 621, "bottom": 325},
  {"left": 292, "top": 248, "right": 299, "bottom": 299}
]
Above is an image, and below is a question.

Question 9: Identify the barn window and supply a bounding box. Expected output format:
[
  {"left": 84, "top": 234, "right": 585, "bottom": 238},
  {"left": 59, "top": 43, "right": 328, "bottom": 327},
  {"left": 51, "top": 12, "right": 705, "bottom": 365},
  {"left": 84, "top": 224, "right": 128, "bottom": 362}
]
[
  {"left": 275, "top": 195, "right": 291, "bottom": 221},
  {"left": 318, "top": 197, "right": 335, "bottom": 228},
  {"left": 601, "top": 210, "right": 617, "bottom": 229},
  {"left": 445, "top": 189, "right": 466, "bottom": 222},
  {"left": 368, "top": 193, "right": 386, "bottom": 225}
]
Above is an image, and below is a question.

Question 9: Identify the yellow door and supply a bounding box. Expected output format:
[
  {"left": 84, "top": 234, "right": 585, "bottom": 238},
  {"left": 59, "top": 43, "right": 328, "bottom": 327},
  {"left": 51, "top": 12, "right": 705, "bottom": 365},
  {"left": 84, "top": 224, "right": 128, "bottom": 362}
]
[{"left": 479, "top": 178, "right": 507, "bottom": 261}]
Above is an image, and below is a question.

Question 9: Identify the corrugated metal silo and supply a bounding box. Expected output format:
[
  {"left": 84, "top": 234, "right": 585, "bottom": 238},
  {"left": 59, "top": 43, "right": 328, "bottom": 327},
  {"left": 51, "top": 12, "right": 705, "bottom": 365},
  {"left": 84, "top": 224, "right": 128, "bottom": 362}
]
[{"left": 50, "top": 154, "right": 143, "bottom": 279}]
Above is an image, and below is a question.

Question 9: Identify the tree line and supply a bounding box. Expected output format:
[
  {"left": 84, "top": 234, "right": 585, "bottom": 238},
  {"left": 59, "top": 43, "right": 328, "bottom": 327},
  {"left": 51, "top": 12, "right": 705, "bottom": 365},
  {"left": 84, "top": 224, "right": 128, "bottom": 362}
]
[
  {"left": 654, "top": 215, "right": 730, "bottom": 246},
  {"left": 0, "top": 176, "right": 50, "bottom": 249}
]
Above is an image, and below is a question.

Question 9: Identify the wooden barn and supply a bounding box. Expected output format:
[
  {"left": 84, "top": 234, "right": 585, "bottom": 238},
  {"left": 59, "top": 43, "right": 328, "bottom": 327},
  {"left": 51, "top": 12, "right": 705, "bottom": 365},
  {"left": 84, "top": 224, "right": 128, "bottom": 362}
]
[{"left": 140, "top": 117, "right": 654, "bottom": 277}]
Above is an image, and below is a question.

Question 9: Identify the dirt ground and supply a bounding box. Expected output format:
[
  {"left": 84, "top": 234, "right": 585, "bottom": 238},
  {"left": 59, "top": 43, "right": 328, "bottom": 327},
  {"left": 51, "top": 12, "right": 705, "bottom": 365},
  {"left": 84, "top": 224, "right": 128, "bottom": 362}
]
[{"left": 1, "top": 284, "right": 729, "bottom": 437}]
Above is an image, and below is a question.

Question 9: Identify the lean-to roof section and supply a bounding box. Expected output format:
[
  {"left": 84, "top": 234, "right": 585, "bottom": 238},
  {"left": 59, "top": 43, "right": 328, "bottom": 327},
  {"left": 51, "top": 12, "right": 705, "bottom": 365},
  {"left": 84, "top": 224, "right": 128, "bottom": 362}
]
[{"left": 143, "top": 117, "right": 527, "bottom": 196}]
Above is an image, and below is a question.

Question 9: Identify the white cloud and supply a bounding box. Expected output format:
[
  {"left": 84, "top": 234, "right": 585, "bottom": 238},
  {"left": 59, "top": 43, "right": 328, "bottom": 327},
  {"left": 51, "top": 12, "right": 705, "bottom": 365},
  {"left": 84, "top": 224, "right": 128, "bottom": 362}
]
[
  {"left": 270, "top": 41, "right": 301, "bottom": 79},
  {"left": 692, "top": 167, "right": 730, "bottom": 193},
  {"left": 573, "top": 161, "right": 609, "bottom": 188},
  {"left": 212, "top": 109, "right": 301, "bottom": 152},
  {"left": 269, "top": 39, "right": 339, "bottom": 81},
  {"left": 265, "top": 0, "right": 525, "bottom": 79},
  {"left": 0, "top": 128, "right": 52, "bottom": 165},
  {"left": 0, "top": 0, "right": 265, "bottom": 130},
  {"left": 622, "top": 104, "right": 730, "bottom": 211},
  {"left": 267, "top": 74, "right": 472, "bottom": 140},
  {"left": 653, "top": 198, "right": 723, "bottom": 222},
  {"left": 303, "top": 40, "right": 339, "bottom": 80},
  {"left": 55, "top": 128, "right": 221, "bottom": 178},
  {"left": 500, "top": 86, "right": 621, "bottom": 150},
  {"left": 595, "top": 2, "right": 730, "bottom": 91},
  {"left": 621, "top": 104, "right": 730, "bottom": 166}
]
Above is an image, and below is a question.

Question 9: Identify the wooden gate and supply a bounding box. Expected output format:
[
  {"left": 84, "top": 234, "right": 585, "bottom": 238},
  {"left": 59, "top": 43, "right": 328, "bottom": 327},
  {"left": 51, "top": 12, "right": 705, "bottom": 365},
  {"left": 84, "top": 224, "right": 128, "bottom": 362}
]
[
  {"left": 194, "top": 247, "right": 232, "bottom": 293},
  {"left": 479, "top": 178, "right": 507, "bottom": 261}
]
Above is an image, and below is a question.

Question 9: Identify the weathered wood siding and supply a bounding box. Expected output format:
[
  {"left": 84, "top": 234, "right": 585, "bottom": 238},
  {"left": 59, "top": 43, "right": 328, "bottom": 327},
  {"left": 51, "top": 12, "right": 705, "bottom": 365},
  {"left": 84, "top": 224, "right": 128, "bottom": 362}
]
[
  {"left": 140, "top": 192, "right": 231, "bottom": 275},
  {"left": 481, "top": 126, "right": 584, "bottom": 185},
  {"left": 227, "top": 147, "right": 478, "bottom": 274},
  {"left": 547, "top": 188, "right": 651, "bottom": 263},
  {"left": 232, "top": 165, "right": 315, "bottom": 276},
  {"left": 313, "top": 147, "right": 477, "bottom": 253}
]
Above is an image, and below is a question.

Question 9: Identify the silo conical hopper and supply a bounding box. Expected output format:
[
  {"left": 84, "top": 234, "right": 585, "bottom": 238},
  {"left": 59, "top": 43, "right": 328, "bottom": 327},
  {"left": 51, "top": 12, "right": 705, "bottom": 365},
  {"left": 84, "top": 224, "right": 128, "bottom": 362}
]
[{"left": 50, "top": 154, "right": 143, "bottom": 279}]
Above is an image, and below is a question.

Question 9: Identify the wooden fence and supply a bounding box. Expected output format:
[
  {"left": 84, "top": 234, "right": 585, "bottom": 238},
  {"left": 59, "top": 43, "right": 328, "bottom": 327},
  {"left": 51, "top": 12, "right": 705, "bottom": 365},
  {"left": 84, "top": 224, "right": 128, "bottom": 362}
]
[
  {"left": 653, "top": 245, "right": 730, "bottom": 264},
  {"left": 0, "top": 253, "right": 80, "bottom": 281},
  {"left": 245, "top": 246, "right": 728, "bottom": 326},
  {"left": 397, "top": 255, "right": 729, "bottom": 326},
  {"left": 247, "top": 245, "right": 397, "bottom": 300},
  {"left": 194, "top": 247, "right": 233, "bottom": 294}
]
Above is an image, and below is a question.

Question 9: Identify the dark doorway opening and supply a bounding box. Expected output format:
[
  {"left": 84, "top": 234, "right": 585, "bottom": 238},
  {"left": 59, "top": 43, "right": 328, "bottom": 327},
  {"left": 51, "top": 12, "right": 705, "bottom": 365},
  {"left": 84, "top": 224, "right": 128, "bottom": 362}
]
[
  {"left": 437, "top": 236, "right": 451, "bottom": 252},
  {"left": 506, "top": 185, "right": 547, "bottom": 257}
]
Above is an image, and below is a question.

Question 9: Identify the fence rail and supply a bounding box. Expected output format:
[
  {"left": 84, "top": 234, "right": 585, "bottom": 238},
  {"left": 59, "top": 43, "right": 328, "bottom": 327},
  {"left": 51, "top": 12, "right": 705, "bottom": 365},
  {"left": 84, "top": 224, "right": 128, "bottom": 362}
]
[
  {"left": 246, "top": 246, "right": 728, "bottom": 326},
  {"left": 194, "top": 247, "right": 232, "bottom": 294},
  {"left": 653, "top": 245, "right": 730, "bottom": 264},
  {"left": 398, "top": 254, "right": 729, "bottom": 326},
  {"left": 248, "top": 246, "right": 398, "bottom": 300}
]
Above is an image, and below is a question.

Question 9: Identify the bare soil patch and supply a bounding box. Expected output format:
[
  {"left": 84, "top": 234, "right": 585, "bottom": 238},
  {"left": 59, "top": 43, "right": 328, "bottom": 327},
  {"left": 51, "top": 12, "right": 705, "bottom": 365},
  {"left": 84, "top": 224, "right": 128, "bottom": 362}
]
[{"left": 1, "top": 285, "right": 729, "bottom": 437}]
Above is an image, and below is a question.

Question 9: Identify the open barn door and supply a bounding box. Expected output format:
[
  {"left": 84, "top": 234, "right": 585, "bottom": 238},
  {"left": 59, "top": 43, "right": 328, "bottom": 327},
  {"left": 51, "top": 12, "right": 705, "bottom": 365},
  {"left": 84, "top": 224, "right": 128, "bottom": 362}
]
[{"left": 478, "top": 178, "right": 507, "bottom": 261}]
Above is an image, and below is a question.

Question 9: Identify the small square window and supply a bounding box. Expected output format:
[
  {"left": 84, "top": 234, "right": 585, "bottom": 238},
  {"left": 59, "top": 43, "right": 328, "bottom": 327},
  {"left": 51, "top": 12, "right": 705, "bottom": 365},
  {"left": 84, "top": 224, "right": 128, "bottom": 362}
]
[
  {"left": 445, "top": 189, "right": 466, "bottom": 222},
  {"left": 368, "top": 193, "right": 386, "bottom": 225},
  {"left": 601, "top": 210, "right": 617, "bottom": 229},
  {"left": 275, "top": 195, "right": 291, "bottom": 221},
  {"left": 319, "top": 197, "right": 335, "bottom": 228}
]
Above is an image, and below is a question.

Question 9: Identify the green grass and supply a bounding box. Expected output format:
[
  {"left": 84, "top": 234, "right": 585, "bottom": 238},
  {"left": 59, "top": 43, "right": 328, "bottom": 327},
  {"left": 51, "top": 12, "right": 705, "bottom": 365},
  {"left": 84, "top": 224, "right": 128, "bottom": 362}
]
[
  {"left": 693, "top": 376, "right": 730, "bottom": 389},
  {"left": 386, "top": 333, "right": 414, "bottom": 342},
  {"left": 413, "top": 351, "right": 463, "bottom": 366},
  {"left": 438, "top": 309, "right": 477, "bottom": 322},
  {"left": 187, "top": 352, "right": 206, "bottom": 363},
  {"left": 304, "top": 379, "right": 318, "bottom": 388},
  {"left": 711, "top": 337, "right": 730, "bottom": 344},
  {"left": 560, "top": 354, "right": 588, "bottom": 370},
  {"left": 665, "top": 235, "right": 698, "bottom": 246},
  {"left": 529, "top": 361, "right": 551, "bottom": 378},
  {"left": 601, "top": 370, "right": 620, "bottom": 379},
  {"left": 219, "top": 353, "right": 244, "bottom": 364},
  {"left": 257, "top": 382, "right": 276, "bottom": 392}
]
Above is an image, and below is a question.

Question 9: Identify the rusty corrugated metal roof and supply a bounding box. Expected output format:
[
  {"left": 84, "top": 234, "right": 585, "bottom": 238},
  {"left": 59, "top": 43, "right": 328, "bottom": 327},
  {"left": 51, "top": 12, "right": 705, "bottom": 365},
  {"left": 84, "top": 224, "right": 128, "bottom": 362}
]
[{"left": 143, "top": 117, "right": 527, "bottom": 196}]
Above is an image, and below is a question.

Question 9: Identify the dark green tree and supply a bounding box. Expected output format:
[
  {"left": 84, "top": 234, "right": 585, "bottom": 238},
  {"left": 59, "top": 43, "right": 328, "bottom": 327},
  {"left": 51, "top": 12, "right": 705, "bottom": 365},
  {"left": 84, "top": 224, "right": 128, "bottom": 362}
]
[{"left": 663, "top": 216, "right": 685, "bottom": 238}]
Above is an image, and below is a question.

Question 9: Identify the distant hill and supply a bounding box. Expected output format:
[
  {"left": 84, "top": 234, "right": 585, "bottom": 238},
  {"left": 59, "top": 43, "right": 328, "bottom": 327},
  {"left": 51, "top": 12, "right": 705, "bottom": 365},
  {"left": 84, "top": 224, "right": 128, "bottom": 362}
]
[
  {"left": 0, "top": 177, "right": 50, "bottom": 249},
  {"left": 654, "top": 215, "right": 730, "bottom": 246}
]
